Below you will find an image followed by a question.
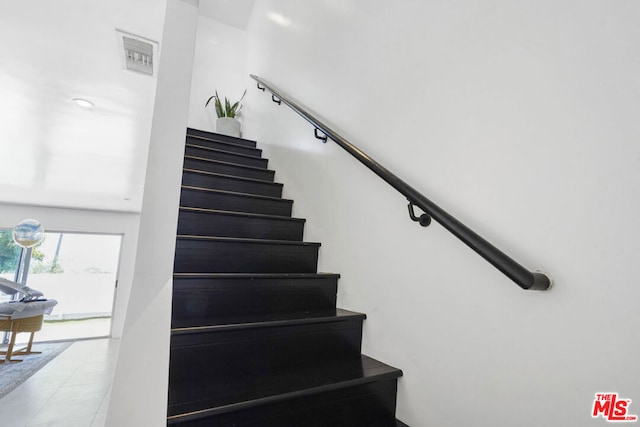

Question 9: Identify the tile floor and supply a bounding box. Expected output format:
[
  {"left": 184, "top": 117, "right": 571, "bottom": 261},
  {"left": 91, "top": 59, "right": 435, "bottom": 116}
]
[{"left": 0, "top": 338, "right": 119, "bottom": 427}]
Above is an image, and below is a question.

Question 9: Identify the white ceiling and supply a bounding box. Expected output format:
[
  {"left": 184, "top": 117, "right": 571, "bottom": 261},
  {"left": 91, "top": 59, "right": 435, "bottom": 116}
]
[
  {"left": 0, "top": 0, "right": 255, "bottom": 214},
  {"left": 0, "top": 0, "right": 166, "bottom": 212},
  {"left": 199, "top": 0, "right": 256, "bottom": 30}
]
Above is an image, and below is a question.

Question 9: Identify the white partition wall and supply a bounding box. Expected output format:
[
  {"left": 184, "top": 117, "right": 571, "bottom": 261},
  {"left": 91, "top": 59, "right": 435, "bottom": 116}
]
[{"left": 105, "top": 1, "right": 199, "bottom": 425}]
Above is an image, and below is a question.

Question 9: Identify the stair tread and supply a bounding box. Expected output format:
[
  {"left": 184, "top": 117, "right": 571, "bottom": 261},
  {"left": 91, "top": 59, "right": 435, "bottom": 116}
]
[
  {"left": 173, "top": 272, "right": 339, "bottom": 278},
  {"left": 182, "top": 185, "right": 291, "bottom": 202},
  {"left": 186, "top": 134, "right": 262, "bottom": 153},
  {"left": 184, "top": 155, "right": 275, "bottom": 173},
  {"left": 167, "top": 354, "right": 403, "bottom": 420},
  {"left": 187, "top": 128, "right": 257, "bottom": 145},
  {"left": 182, "top": 169, "right": 282, "bottom": 186},
  {"left": 186, "top": 143, "right": 264, "bottom": 160},
  {"left": 171, "top": 308, "right": 364, "bottom": 332},
  {"left": 176, "top": 235, "right": 321, "bottom": 246},
  {"left": 178, "top": 206, "right": 304, "bottom": 222}
]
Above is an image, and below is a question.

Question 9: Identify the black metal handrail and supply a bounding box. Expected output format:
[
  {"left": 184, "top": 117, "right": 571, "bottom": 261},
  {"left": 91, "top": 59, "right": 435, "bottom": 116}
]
[{"left": 251, "top": 74, "right": 551, "bottom": 291}]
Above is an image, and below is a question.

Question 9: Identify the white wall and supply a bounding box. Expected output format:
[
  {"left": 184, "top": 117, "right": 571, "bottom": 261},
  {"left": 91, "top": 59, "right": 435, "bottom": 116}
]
[
  {"left": 105, "top": 0, "right": 199, "bottom": 425},
  {"left": 0, "top": 203, "right": 139, "bottom": 338},
  {"left": 188, "top": 16, "right": 248, "bottom": 132},
  {"left": 239, "top": 1, "right": 640, "bottom": 426}
]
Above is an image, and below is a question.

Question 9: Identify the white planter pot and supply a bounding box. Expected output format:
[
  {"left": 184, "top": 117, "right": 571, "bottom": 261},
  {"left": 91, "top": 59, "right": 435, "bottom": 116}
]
[{"left": 216, "top": 117, "right": 241, "bottom": 138}]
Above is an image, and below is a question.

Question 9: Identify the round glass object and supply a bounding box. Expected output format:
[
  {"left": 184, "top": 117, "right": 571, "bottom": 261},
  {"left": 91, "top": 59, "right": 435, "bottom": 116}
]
[{"left": 13, "top": 219, "right": 45, "bottom": 248}]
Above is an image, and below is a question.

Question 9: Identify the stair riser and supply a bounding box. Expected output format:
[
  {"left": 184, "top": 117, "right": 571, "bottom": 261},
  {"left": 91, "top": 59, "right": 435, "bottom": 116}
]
[
  {"left": 177, "top": 211, "right": 303, "bottom": 241},
  {"left": 183, "top": 157, "right": 274, "bottom": 181},
  {"left": 186, "top": 136, "right": 261, "bottom": 157},
  {"left": 187, "top": 129, "right": 257, "bottom": 148},
  {"left": 173, "top": 239, "right": 318, "bottom": 273},
  {"left": 181, "top": 172, "right": 282, "bottom": 198},
  {"left": 185, "top": 146, "right": 267, "bottom": 169},
  {"left": 171, "top": 276, "right": 337, "bottom": 327},
  {"left": 180, "top": 188, "right": 292, "bottom": 216},
  {"left": 168, "top": 379, "right": 398, "bottom": 427},
  {"left": 169, "top": 320, "right": 363, "bottom": 383}
]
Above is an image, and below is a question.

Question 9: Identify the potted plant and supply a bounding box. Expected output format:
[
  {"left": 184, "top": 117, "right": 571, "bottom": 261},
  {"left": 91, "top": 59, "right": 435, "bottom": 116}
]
[{"left": 205, "top": 90, "right": 246, "bottom": 137}]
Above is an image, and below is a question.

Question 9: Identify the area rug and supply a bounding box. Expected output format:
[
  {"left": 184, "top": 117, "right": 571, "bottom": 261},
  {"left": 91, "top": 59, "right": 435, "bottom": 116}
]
[{"left": 0, "top": 342, "right": 72, "bottom": 399}]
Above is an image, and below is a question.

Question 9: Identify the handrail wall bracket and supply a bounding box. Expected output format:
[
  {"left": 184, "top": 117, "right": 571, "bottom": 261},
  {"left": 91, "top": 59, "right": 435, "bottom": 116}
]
[
  {"left": 314, "top": 128, "right": 328, "bottom": 143},
  {"left": 408, "top": 200, "right": 431, "bottom": 227}
]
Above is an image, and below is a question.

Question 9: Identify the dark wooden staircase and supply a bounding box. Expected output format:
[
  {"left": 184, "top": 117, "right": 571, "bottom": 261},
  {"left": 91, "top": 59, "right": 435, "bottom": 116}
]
[{"left": 167, "top": 128, "right": 407, "bottom": 426}]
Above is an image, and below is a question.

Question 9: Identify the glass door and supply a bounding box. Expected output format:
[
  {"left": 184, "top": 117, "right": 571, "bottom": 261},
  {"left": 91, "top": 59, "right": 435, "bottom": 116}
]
[
  {"left": 0, "top": 230, "right": 122, "bottom": 342},
  {"left": 26, "top": 232, "right": 122, "bottom": 341}
]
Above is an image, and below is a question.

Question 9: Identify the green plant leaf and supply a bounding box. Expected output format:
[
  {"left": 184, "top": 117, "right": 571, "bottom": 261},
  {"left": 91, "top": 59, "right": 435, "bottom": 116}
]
[
  {"left": 214, "top": 91, "right": 224, "bottom": 118},
  {"left": 206, "top": 89, "right": 246, "bottom": 118},
  {"left": 224, "top": 97, "right": 232, "bottom": 117}
]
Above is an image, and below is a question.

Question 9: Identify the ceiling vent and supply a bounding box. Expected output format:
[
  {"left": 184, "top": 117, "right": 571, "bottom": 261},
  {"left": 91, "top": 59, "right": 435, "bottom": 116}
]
[{"left": 116, "top": 30, "right": 159, "bottom": 77}]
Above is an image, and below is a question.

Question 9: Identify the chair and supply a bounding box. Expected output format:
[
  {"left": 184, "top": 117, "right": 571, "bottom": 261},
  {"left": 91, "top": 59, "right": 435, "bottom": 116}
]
[{"left": 0, "top": 314, "right": 44, "bottom": 363}]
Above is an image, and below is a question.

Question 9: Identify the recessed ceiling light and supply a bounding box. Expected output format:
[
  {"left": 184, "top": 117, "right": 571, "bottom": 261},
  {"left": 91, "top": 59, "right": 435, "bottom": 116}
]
[
  {"left": 267, "top": 12, "right": 290, "bottom": 27},
  {"left": 71, "top": 98, "right": 95, "bottom": 109}
]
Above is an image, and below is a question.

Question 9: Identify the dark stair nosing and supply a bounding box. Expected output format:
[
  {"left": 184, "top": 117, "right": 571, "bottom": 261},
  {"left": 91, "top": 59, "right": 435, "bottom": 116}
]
[
  {"left": 167, "top": 355, "right": 403, "bottom": 423},
  {"left": 173, "top": 272, "right": 340, "bottom": 279},
  {"left": 171, "top": 273, "right": 339, "bottom": 328},
  {"left": 183, "top": 157, "right": 275, "bottom": 182},
  {"left": 184, "top": 155, "right": 275, "bottom": 175},
  {"left": 176, "top": 208, "right": 305, "bottom": 241},
  {"left": 186, "top": 143, "right": 263, "bottom": 160},
  {"left": 169, "top": 315, "right": 366, "bottom": 396},
  {"left": 186, "top": 128, "right": 257, "bottom": 147},
  {"left": 174, "top": 235, "right": 318, "bottom": 273},
  {"left": 178, "top": 207, "right": 304, "bottom": 223},
  {"left": 180, "top": 186, "right": 292, "bottom": 217},
  {"left": 168, "top": 380, "right": 401, "bottom": 426},
  {"left": 396, "top": 420, "right": 410, "bottom": 427},
  {"left": 186, "top": 135, "right": 262, "bottom": 156},
  {"left": 181, "top": 170, "right": 283, "bottom": 198},
  {"left": 171, "top": 308, "right": 365, "bottom": 335},
  {"left": 176, "top": 234, "right": 321, "bottom": 247},
  {"left": 185, "top": 145, "right": 267, "bottom": 169},
  {"left": 181, "top": 185, "right": 289, "bottom": 202},
  {"left": 182, "top": 169, "right": 281, "bottom": 187}
]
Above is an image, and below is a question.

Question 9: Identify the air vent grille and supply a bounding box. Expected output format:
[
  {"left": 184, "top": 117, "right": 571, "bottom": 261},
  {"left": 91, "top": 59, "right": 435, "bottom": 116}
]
[
  {"left": 116, "top": 29, "right": 159, "bottom": 77},
  {"left": 123, "top": 37, "right": 153, "bottom": 75}
]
